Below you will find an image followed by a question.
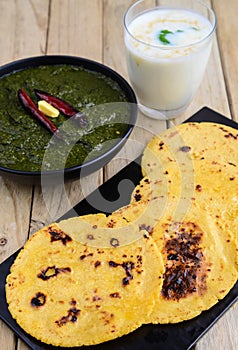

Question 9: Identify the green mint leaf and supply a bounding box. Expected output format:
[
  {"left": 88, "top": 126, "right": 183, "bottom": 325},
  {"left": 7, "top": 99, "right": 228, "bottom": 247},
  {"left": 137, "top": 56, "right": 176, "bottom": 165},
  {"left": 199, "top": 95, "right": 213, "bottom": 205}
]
[{"left": 158, "top": 29, "right": 173, "bottom": 45}]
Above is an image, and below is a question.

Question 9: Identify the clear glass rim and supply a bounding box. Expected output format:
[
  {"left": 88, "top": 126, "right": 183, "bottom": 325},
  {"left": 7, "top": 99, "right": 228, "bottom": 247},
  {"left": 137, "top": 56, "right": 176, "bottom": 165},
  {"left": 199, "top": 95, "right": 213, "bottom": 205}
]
[{"left": 124, "top": 0, "right": 217, "bottom": 50}]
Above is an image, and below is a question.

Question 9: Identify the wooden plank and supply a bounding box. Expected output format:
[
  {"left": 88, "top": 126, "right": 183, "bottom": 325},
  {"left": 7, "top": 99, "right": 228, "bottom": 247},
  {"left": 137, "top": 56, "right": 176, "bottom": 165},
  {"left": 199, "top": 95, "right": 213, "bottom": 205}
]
[
  {"left": 212, "top": 0, "right": 238, "bottom": 121},
  {"left": 103, "top": 0, "right": 135, "bottom": 78},
  {"left": 0, "top": 322, "right": 15, "bottom": 350},
  {"left": 0, "top": 180, "right": 33, "bottom": 350},
  {"left": 103, "top": 0, "right": 167, "bottom": 181},
  {"left": 0, "top": 1, "right": 49, "bottom": 350},
  {"left": 0, "top": 0, "right": 49, "bottom": 256},
  {"left": 195, "top": 303, "right": 238, "bottom": 350},
  {"left": 0, "top": 0, "right": 49, "bottom": 65},
  {"left": 47, "top": 0, "right": 103, "bottom": 61},
  {"left": 0, "top": 179, "right": 32, "bottom": 260}
]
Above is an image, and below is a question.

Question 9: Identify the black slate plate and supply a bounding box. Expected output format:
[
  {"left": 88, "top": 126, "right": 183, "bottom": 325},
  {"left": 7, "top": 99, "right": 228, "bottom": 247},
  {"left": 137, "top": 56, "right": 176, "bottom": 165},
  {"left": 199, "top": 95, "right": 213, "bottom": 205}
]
[{"left": 0, "top": 107, "right": 237, "bottom": 350}]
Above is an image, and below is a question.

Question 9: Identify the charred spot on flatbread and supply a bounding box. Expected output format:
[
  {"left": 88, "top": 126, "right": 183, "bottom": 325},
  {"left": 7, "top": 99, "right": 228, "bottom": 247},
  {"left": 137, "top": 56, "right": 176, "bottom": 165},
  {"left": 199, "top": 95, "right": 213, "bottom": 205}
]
[
  {"left": 55, "top": 300, "right": 81, "bottom": 327},
  {"left": 79, "top": 253, "right": 93, "bottom": 260},
  {"left": 219, "top": 126, "right": 238, "bottom": 139},
  {"left": 108, "top": 259, "right": 139, "bottom": 286},
  {"left": 31, "top": 292, "right": 46, "bottom": 308},
  {"left": 134, "top": 191, "right": 142, "bottom": 202},
  {"left": 47, "top": 225, "right": 72, "bottom": 245},
  {"left": 107, "top": 219, "right": 118, "bottom": 228},
  {"left": 161, "top": 222, "right": 206, "bottom": 301},
  {"left": 37, "top": 266, "right": 71, "bottom": 280},
  {"left": 109, "top": 292, "right": 121, "bottom": 299}
]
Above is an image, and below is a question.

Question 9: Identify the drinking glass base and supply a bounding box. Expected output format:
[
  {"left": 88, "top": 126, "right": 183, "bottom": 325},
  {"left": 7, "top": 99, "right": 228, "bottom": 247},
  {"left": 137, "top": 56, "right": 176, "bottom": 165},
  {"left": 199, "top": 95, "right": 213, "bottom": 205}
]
[{"left": 139, "top": 103, "right": 187, "bottom": 120}]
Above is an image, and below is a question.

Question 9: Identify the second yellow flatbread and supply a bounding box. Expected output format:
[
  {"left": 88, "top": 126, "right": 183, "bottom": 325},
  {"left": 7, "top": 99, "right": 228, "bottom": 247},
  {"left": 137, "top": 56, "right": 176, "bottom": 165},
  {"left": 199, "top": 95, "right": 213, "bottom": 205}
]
[{"left": 6, "top": 220, "right": 164, "bottom": 347}]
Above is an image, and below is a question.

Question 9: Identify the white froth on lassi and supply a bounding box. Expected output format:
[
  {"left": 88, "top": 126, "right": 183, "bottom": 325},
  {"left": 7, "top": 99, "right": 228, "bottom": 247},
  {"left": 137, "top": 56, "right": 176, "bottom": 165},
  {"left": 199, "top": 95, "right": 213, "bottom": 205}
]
[{"left": 124, "top": 7, "right": 215, "bottom": 116}]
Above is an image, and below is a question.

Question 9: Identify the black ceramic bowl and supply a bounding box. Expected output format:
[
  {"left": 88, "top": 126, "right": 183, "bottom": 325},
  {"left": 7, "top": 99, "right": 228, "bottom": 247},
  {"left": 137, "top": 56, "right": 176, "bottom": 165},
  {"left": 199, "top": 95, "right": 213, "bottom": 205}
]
[{"left": 0, "top": 55, "right": 137, "bottom": 185}]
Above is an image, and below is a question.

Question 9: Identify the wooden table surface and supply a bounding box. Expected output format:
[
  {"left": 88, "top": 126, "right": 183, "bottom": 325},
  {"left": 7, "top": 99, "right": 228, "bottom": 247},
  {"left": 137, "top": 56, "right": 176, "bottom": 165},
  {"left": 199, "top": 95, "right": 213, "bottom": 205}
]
[{"left": 0, "top": 1, "right": 237, "bottom": 349}]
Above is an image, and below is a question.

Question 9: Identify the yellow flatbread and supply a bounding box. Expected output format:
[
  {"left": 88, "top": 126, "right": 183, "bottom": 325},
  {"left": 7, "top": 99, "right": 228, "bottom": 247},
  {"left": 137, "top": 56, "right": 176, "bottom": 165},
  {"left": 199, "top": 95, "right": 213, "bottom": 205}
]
[
  {"left": 131, "top": 159, "right": 238, "bottom": 237},
  {"left": 149, "top": 201, "right": 238, "bottom": 323},
  {"left": 109, "top": 198, "right": 238, "bottom": 323},
  {"left": 6, "top": 220, "right": 164, "bottom": 347},
  {"left": 141, "top": 122, "right": 238, "bottom": 177}
]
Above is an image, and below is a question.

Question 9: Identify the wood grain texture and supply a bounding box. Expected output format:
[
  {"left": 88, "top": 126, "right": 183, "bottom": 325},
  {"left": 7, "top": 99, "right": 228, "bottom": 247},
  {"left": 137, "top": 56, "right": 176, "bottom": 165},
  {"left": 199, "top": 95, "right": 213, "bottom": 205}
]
[
  {"left": 0, "top": 1, "right": 237, "bottom": 350},
  {"left": 212, "top": 0, "right": 238, "bottom": 121},
  {"left": 0, "top": 0, "right": 49, "bottom": 65},
  {"left": 0, "top": 321, "right": 15, "bottom": 350},
  {"left": 47, "top": 0, "right": 103, "bottom": 60},
  {"left": 0, "top": 179, "right": 32, "bottom": 260},
  {"left": 196, "top": 303, "right": 238, "bottom": 350},
  {"left": 0, "top": 1, "right": 49, "bottom": 349},
  {"left": 103, "top": 0, "right": 135, "bottom": 77}
]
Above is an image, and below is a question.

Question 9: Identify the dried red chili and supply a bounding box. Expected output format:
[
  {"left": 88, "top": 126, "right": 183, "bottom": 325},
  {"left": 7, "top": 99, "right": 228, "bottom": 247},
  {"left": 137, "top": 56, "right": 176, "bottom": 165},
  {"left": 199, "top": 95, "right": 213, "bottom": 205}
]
[
  {"left": 18, "top": 89, "right": 62, "bottom": 139},
  {"left": 34, "top": 89, "right": 88, "bottom": 127}
]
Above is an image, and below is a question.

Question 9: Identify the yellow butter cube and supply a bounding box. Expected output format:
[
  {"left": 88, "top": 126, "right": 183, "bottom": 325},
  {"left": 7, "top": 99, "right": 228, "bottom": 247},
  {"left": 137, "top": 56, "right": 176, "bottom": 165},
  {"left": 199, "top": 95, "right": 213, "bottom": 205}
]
[{"left": 38, "top": 100, "right": 59, "bottom": 118}]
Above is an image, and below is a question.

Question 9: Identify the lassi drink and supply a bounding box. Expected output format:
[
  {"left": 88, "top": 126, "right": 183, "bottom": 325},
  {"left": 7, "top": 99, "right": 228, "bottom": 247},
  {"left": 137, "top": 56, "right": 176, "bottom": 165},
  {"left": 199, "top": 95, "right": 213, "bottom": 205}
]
[{"left": 124, "top": 1, "right": 216, "bottom": 119}]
